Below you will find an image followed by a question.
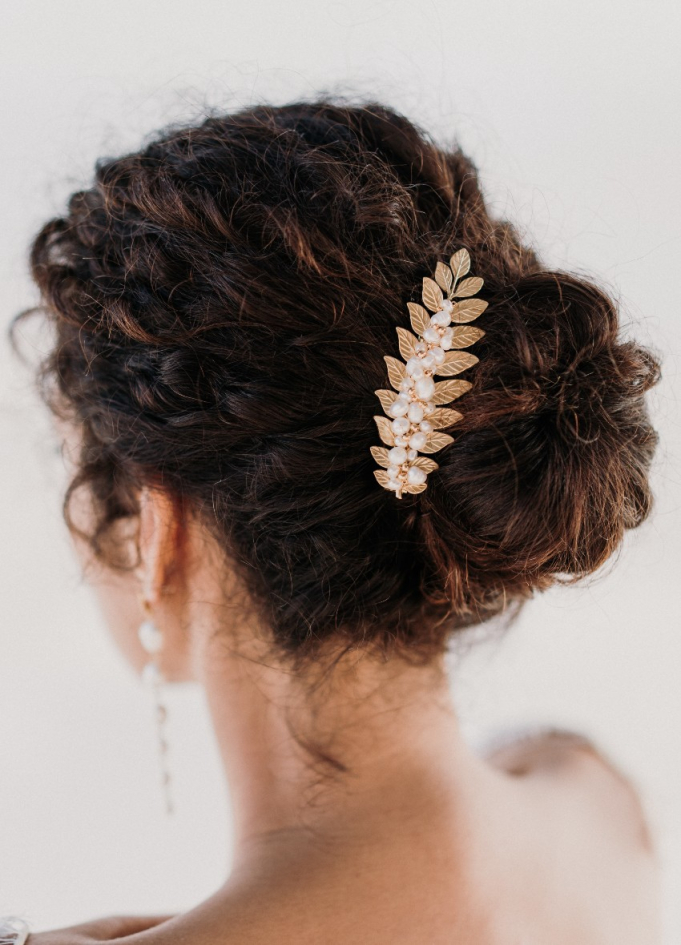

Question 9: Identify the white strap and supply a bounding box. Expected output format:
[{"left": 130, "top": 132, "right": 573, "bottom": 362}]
[{"left": 0, "top": 917, "right": 30, "bottom": 945}]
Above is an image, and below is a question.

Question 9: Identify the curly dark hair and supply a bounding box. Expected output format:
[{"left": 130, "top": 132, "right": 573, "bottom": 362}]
[{"left": 13, "top": 99, "right": 660, "bottom": 663}]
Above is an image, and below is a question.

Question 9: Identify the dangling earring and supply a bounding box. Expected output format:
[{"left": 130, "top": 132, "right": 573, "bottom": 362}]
[{"left": 138, "top": 599, "right": 174, "bottom": 816}]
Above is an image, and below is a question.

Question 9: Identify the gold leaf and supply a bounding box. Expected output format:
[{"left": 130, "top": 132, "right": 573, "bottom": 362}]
[
  {"left": 434, "top": 261, "right": 453, "bottom": 294},
  {"left": 429, "top": 407, "right": 463, "bottom": 429},
  {"left": 396, "top": 327, "right": 418, "bottom": 361},
  {"left": 384, "top": 355, "right": 406, "bottom": 391},
  {"left": 422, "top": 277, "right": 444, "bottom": 313},
  {"left": 449, "top": 248, "right": 470, "bottom": 285},
  {"left": 420, "top": 431, "right": 455, "bottom": 454},
  {"left": 374, "top": 469, "right": 391, "bottom": 489},
  {"left": 451, "top": 325, "right": 486, "bottom": 348},
  {"left": 433, "top": 379, "right": 472, "bottom": 404},
  {"left": 370, "top": 446, "right": 391, "bottom": 468},
  {"left": 407, "top": 302, "right": 431, "bottom": 336},
  {"left": 453, "top": 276, "right": 484, "bottom": 298},
  {"left": 374, "top": 415, "right": 395, "bottom": 446},
  {"left": 413, "top": 456, "right": 439, "bottom": 473},
  {"left": 403, "top": 482, "right": 427, "bottom": 495},
  {"left": 434, "top": 352, "right": 479, "bottom": 377},
  {"left": 450, "top": 299, "right": 488, "bottom": 323},
  {"left": 374, "top": 388, "right": 397, "bottom": 412}
]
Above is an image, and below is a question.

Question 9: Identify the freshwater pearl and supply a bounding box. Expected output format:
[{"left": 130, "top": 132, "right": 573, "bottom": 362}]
[
  {"left": 415, "top": 341, "right": 427, "bottom": 355},
  {"left": 138, "top": 620, "right": 163, "bottom": 654},
  {"left": 387, "top": 464, "right": 400, "bottom": 479},
  {"left": 388, "top": 398, "right": 409, "bottom": 418},
  {"left": 423, "top": 402, "right": 436, "bottom": 416},
  {"left": 407, "top": 448, "right": 418, "bottom": 460},
  {"left": 431, "top": 310, "right": 451, "bottom": 328},
  {"left": 441, "top": 299, "right": 454, "bottom": 313},
  {"left": 440, "top": 328, "right": 454, "bottom": 350},
  {"left": 405, "top": 356, "right": 422, "bottom": 375},
  {"left": 421, "top": 353, "right": 436, "bottom": 370},
  {"left": 407, "top": 466, "right": 427, "bottom": 486},
  {"left": 423, "top": 327, "right": 441, "bottom": 345},
  {"left": 388, "top": 446, "right": 408, "bottom": 465},
  {"left": 419, "top": 420, "right": 433, "bottom": 433},
  {"left": 391, "top": 417, "right": 410, "bottom": 435},
  {"left": 394, "top": 435, "right": 407, "bottom": 446},
  {"left": 431, "top": 346, "right": 445, "bottom": 364},
  {"left": 408, "top": 403, "right": 424, "bottom": 423},
  {"left": 399, "top": 377, "right": 414, "bottom": 392},
  {"left": 408, "top": 431, "right": 427, "bottom": 450},
  {"left": 142, "top": 661, "right": 162, "bottom": 688},
  {"left": 415, "top": 376, "right": 435, "bottom": 400}
]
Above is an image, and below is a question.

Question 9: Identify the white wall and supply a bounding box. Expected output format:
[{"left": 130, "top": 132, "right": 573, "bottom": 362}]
[{"left": 1, "top": 0, "right": 679, "bottom": 940}]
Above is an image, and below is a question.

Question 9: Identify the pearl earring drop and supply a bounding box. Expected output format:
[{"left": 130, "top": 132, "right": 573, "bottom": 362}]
[{"left": 138, "top": 601, "right": 173, "bottom": 816}]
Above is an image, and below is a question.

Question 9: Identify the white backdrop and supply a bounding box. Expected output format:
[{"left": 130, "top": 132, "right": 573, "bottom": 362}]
[{"left": 1, "top": 0, "right": 679, "bottom": 940}]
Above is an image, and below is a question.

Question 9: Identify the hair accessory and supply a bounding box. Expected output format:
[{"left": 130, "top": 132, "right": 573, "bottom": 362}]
[
  {"left": 0, "top": 918, "right": 30, "bottom": 945},
  {"left": 371, "top": 249, "right": 487, "bottom": 497},
  {"left": 138, "top": 600, "right": 174, "bottom": 816}
]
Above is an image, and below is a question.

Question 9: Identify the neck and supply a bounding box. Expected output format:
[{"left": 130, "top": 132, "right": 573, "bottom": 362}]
[{"left": 194, "top": 624, "right": 480, "bottom": 876}]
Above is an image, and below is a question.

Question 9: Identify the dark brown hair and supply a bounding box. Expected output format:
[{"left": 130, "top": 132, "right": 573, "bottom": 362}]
[{"left": 14, "top": 100, "right": 660, "bottom": 663}]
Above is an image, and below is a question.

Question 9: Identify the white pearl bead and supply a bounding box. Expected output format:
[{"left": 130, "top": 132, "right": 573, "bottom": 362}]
[
  {"left": 405, "top": 356, "right": 422, "bottom": 375},
  {"left": 138, "top": 620, "right": 163, "bottom": 654},
  {"left": 407, "top": 448, "right": 418, "bottom": 460},
  {"left": 408, "top": 431, "right": 427, "bottom": 450},
  {"left": 431, "top": 310, "right": 451, "bottom": 328},
  {"left": 388, "top": 398, "right": 409, "bottom": 418},
  {"left": 440, "top": 328, "right": 454, "bottom": 350},
  {"left": 431, "top": 346, "right": 445, "bottom": 364},
  {"left": 408, "top": 403, "right": 424, "bottom": 423},
  {"left": 407, "top": 466, "right": 427, "bottom": 485},
  {"left": 388, "top": 446, "right": 408, "bottom": 465},
  {"left": 399, "top": 377, "right": 413, "bottom": 392},
  {"left": 441, "top": 299, "right": 454, "bottom": 313},
  {"left": 423, "top": 402, "right": 436, "bottom": 416},
  {"left": 419, "top": 420, "right": 433, "bottom": 433},
  {"left": 391, "top": 417, "right": 410, "bottom": 435},
  {"left": 423, "top": 327, "right": 441, "bottom": 344},
  {"left": 394, "top": 435, "right": 407, "bottom": 446},
  {"left": 421, "top": 354, "right": 436, "bottom": 370},
  {"left": 415, "top": 376, "right": 435, "bottom": 400},
  {"left": 142, "top": 661, "right": 162, "bottom": 687},
  {"left": 415, "top": 341, "right": 427, "bottom": 355},
  {"left": 387, "top": 464, "right": 400, "bottom": 479}
]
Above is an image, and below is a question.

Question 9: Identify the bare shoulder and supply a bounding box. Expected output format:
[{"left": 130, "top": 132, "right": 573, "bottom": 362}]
[
  {"left": 485, "top": 727, "right": 655, "bottom": 855},
  {"left": 484, "top": 727, "right": 661, "bottom": 944}
]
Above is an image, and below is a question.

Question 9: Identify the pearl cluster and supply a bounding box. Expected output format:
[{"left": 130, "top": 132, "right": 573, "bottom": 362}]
[
  {"left": 371, "top": 249, "right": 487, "bottom": 498},
  {"left": 382, "top": 300, "right": 458, "bottom": 494}
]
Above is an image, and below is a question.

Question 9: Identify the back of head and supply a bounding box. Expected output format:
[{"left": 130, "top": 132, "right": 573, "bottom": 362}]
[{"left": 20, "top": 100, "right": 660, "bottom": 663}]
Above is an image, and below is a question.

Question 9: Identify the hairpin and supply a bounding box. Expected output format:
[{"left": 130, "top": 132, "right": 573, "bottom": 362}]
[{"left": 371, "top": 249, "right": 487, "bottom": 498}]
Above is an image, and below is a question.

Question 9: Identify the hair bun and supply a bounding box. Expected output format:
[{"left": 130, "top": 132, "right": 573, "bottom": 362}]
[{"left": 419, "top": 268, "right": 660, "bottom": 625}]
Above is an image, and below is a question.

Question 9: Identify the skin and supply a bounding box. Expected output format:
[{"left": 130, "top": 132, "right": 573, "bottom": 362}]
[{"left": 29, "top": 434, "right": 661, "bottom": 945}]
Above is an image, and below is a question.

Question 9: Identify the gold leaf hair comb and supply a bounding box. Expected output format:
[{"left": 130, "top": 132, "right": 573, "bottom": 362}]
[{"left": 371, "top": 249, "right": 487, "bottom": 498}]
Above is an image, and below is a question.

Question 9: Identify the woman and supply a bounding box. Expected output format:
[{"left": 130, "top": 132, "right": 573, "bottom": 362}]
[{"left": 8, "top": 101, "right": 661, "bottom": 943}]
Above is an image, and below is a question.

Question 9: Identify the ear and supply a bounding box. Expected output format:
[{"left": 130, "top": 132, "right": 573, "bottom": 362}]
[{"left": 135, "top": 488, "right": 181, "bottom": 605}]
